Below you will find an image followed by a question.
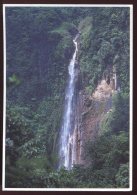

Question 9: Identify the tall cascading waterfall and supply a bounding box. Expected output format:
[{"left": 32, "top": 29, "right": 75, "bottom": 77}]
[{"left": 59, "top": 34, "right": 79, "bottom": 169}]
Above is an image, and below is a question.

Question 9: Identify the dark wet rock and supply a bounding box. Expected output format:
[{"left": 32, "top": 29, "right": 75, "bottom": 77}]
[{"left": 84, "top": 98, "right": 92, "bottom": 107}]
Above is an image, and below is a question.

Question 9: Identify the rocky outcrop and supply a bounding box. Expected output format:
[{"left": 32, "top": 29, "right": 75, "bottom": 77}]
[
  {"left": 70, "top": 30, "right": 118, "bottom": 166},
  {"left": 72, "top": 72, "right": 117, "bottom": 166}
]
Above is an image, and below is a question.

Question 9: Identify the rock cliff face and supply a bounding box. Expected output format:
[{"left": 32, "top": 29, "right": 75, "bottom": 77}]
[{"left": 72, "top": 71, "right": 117, "bottom": 166}]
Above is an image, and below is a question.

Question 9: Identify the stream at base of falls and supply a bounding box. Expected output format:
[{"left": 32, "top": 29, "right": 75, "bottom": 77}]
[{"left": 59, "top": 34, "right": 79, "bottom": 169}]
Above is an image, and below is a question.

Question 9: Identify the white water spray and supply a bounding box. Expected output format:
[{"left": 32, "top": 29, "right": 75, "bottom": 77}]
[{"left": 59, "top": 35, "right": 78, "bottom": 169}]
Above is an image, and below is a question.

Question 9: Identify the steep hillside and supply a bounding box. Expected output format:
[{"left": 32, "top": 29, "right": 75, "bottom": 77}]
[
  {"left": 5, "top": 6, "right": 130, "bottom": 188},
  {"left": 72, "top": 8, "right": 129, "bottom": 169}
]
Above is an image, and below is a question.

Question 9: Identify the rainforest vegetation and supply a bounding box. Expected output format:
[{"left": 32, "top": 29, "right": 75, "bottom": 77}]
[{"left": 5, "top": 7, "right": 130, "bottom": 188}]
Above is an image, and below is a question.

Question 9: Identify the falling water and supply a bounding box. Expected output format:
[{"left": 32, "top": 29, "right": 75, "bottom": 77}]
[{"left": 59, "top": 34, "right": 79, "bottom": 169}]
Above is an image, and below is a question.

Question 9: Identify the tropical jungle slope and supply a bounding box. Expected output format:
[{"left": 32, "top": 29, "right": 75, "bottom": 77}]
[{"left": 6, "top": 7, "right": 129, "bottom": 188}]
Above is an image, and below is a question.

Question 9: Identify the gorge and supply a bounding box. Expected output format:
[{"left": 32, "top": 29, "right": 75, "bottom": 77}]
[{"left": 5, "top": 6, "right": 130, "bottom": 188}]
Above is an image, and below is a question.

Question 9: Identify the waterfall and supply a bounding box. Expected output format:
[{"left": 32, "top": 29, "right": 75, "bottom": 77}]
[{"left": 59, "top": 34, "right": 79, "bottom": 169}]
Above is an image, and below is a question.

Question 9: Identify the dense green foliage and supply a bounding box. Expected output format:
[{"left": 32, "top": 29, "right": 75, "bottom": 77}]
[
  {"left": 5, "top": 7, "right": 130, "bottom": 188},
  {"left": 78, "top": 7, "right": 129, "bottom": 94}
]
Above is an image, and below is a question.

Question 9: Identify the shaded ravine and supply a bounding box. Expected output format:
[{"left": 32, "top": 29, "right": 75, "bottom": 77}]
[{"left": 59, "top": 34, "right": 79, "bottom": 169}]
